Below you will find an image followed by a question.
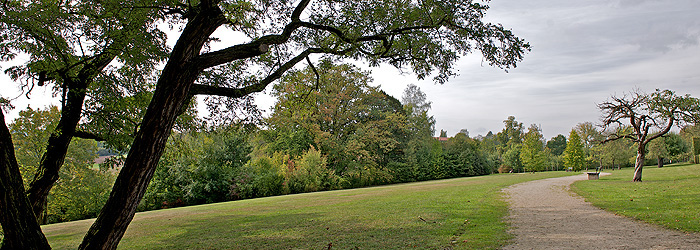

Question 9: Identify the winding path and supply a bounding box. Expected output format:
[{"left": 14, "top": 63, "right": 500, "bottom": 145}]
[{"left": 502, "top": 174, "right": 700, "bottom": 250}]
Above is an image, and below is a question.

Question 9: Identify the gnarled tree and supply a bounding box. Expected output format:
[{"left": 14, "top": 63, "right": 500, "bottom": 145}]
[{"left": 599, "top": 89, "right": 700, "bottom": 182}]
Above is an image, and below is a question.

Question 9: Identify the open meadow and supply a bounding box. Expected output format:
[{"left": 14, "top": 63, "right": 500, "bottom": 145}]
[
  {"left": 42, "top": 172, "right": 575, "bottom": 249},
  {"left": 572, "top": 164, "right": 700, "bottom": 233}
]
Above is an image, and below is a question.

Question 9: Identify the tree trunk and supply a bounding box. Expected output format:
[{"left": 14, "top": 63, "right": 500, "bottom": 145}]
[
  {"left": 26, "top": 79, "right": 88, "bottom": 221},
  {"left": 78, "top": 8, "right": 226, "bottom": 250},
  {"left": 657, "top": 157, "right": 664, "bottom": 168},
  {"left": 633, "top": 146, "right": 645, "bottom": 182},
  {"left": 0, "top": 112, "right": 51, "bottom": 249}
]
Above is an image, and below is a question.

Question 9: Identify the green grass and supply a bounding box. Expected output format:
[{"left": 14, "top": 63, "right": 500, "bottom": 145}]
[
  {"left": 42, "top": 172, "right": 574, "bottom": 249},
  {"left": 572, "top": 163, "right": 700, "bottom": 233}
]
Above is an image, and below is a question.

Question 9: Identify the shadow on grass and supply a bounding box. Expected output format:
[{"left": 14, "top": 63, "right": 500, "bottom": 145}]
[{"left": 131, "top": 211, "right": 448, "bottom": 249}]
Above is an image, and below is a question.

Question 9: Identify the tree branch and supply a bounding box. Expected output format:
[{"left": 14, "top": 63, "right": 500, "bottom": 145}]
[
  {"left": 73, "top": 130, "right": 106, "bottom": 141},
  {"left": 191, "top": 47, "right": 330, "bottom": 98},
  {"left": 192, "top": 0, "right": 312, "bottom": 70}
]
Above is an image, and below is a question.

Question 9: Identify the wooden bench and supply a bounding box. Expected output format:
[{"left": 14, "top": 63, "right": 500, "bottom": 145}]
[{"left": 586, "top": 167, "right": 601, "bottom": 180}]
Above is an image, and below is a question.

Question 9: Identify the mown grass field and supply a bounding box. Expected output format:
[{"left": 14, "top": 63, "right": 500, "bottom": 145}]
[
  {"left": 572, "top": 163, "right": 700, "bottom": 233},
  {"left": 42, "top": 172, "right": 574, "bottom": 249}
]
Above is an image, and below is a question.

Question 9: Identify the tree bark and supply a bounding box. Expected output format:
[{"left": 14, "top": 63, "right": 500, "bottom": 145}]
[
  {"left": 657, "top": 157, "right": 664, "bottom": 168},
  {"left": 0, "top": 111, "right": 51, "bottom": 250},
  {"left": 26, "top": 79, "right": 88, "bottom": 222},
  {"left": 78, "top": 7, "right": 227, "bottom": 250},
  {"left": 633, "top": 146, "right": 645, "bottom": 182}
]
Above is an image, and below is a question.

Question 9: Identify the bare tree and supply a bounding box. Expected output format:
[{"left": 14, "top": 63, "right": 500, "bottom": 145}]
[{"left": 599, "top": 89, "right": 700, "bottom": 182}]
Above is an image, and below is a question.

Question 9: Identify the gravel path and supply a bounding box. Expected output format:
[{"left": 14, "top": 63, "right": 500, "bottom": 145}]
[{"left": 502, "top": 174, "right": 700, "bottom": 250}]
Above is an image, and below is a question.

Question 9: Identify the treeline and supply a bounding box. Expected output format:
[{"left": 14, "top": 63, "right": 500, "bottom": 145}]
[
  {"left": 140, "top": 62, "right": 499, "bottom": 210},
  {"left": 10, "top": 62, "right": 699, "bottom": 222}
]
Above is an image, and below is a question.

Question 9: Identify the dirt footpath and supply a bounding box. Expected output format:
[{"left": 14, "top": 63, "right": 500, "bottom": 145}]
[{"left": 502, "top": 174, "right": 700, "bottom": 250}]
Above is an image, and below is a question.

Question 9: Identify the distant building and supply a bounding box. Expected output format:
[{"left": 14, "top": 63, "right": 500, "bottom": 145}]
[{"left": 434, "top": 137, "right": 449, "bottom": 142}]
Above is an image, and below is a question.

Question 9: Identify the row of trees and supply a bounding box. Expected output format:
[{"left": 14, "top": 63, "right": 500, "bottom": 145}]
[
  {"left": 9, "top": 79, "right": 698, "bottom": 226},
  {"left": 141, "top": 62, "right": 498, "bottom": 210}
]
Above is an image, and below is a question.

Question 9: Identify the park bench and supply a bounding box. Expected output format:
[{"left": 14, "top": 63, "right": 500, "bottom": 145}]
[{"left": 586, "top": 167, "right": 601, "bottom": 180}]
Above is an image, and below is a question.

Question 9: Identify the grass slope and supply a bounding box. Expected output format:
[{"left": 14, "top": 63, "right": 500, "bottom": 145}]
[
  {"left": 43, "top": 172, "right": 574, "bottom": 249},
  {"left": 572, "top": 164, "right": 700, "bottom": 233}
]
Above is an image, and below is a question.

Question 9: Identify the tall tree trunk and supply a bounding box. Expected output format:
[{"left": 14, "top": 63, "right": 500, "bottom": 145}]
[
  {"left": 79, "top": 8, "right": 226, "bottom": 250},
  {"left": 633, "top": 145, "right": 645, "bottom": 182},
  {"left": 26, "top": 79, "right": 88, "bottom": 222},
  {"left": 657, "top": 157, "right": 664, "bottom": 168},
  {"left": 0, "top": 112, "right": 51, "bottom": 250}
]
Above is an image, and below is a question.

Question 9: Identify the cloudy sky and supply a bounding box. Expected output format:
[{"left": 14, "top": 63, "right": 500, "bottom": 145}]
[
  {"left": 3, "top": 0, "right": 699, "bottom": 139},
  {"left": 370, "top": 0, "right": 700, "bottom": 139}
]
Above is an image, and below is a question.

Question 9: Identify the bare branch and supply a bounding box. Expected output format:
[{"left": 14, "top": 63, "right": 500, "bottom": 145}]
[{"left": 191, "top": 48, "right": 332, "bottom": 98}]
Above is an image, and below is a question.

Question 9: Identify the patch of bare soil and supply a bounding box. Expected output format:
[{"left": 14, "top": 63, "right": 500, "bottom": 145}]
[{"left": 502, "top": 174, "right": 700, "bottom": 250}]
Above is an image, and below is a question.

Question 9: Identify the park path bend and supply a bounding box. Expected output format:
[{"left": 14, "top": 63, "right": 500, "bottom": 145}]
[{"left": 502, "top": 174, "right": 700, "bottom": 250}]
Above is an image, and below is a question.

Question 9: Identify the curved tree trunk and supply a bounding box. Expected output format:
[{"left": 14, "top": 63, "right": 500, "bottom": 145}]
[
  {"left": 657, "top": 157, "right": 664, "bottom": 168},
  {"left": 0, "top": 112, "right": 51, "bottom": 250},
  {"left": 78, "top": 8, "right": 226, "bottom": 250},
  {"left": 26, "top": 79, "right": 88, "bottom": 222}
]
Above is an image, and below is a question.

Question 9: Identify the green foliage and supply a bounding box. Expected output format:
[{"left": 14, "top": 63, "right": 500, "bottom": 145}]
[
  {"left": 267, "top": 61, "right": 409, "bottom": 187},
  {"left": 46, "top": 143, "right": 114, "bottom": 223},
  {"left": 496, "top": 116, "right": 523, "bottom": 146},
  {"left": 9, "top": 106, "right": 60, "bottom": 188},
  {"left": 9, "top": 106, "right": 114, "bottom": 223},
  {"left": 402, "top": 84, "right": 432, "bottom": 116},
  {"left": 285, "top": 147, "right": 341, "bottom": 194},
  {"left": 141, "top": 127, "right": 251, "bottom": 210},
  {"left": 563, "top": 130, "right": 586, "bottom": 171},
  {"left": 546, "top": 134, "right": 567, "bottom": 156},
  {"left": 520, "top": 125, "right": 548, "bottom": 172},
  {"left": 442, "top": 133, "right": 490, "bottom": 177},
  {"left": 231, "top": 154, "right": 286, "bottom": 200},
  {"left": 502, "top": 144, "right": 523, "bottom": 173}
]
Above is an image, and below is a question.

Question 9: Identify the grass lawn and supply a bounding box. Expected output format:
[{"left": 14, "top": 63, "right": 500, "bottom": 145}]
[
  {"left": 42, "top": 171, "right": 574, "bottom": 249},
  {"left": 572, "top": 163, "right": 700, "bottom": 233}
]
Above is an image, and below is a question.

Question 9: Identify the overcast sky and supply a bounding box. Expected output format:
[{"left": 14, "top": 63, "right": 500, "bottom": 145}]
[
  {"left": 371, "top": 0, "right": 700, "bottom": 139},
  {"left": 3, "top": 0, "right": 699, "bottom": 139}
]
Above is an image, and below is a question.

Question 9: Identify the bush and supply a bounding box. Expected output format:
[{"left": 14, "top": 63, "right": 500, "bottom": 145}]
[
  {"left": 140, "top": 128, "right": 251, "bottom": 210},
  {"left": 285, "top": 147, "right": 341, "bottom": 193},
  {"left": 231, "top": 155, "right": 286, "bottom": 199}
]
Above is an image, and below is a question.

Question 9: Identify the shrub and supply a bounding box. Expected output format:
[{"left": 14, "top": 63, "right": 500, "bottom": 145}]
[{"left": 285, "top": 147, "right": 341, "bottom": 193}]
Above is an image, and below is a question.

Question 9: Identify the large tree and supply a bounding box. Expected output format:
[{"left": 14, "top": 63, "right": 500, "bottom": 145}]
[
  {"left": 1, "top": 0, "right": 529, "bottom": 248},
  {"left": 0, "top": 0, "right": 168, "bottom": 225},
  {"left": 599, "top": 89, "right": 700, "bottom": 182}
]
